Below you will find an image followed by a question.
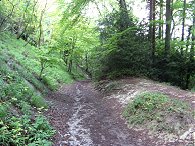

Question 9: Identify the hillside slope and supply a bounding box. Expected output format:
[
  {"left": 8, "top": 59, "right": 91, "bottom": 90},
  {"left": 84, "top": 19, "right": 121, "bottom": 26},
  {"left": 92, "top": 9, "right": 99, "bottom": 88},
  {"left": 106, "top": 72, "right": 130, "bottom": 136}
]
[{"left": 0, "top": 33, "right": 73, "bottom": 145}]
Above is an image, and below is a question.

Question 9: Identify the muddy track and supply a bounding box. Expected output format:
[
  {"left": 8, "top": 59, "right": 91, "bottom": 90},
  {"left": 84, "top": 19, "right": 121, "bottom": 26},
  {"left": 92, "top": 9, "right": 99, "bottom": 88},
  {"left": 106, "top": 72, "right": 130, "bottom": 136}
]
[{"left": 45, "top": 80, "right": 194, "bottom": 146}]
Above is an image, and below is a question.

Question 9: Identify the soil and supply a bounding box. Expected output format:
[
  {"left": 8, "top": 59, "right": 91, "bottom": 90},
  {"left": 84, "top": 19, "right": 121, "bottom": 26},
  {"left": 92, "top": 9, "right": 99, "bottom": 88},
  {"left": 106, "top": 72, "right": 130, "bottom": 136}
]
[{"left": 45, "top": 78, "right": 195, "bottom": 146}]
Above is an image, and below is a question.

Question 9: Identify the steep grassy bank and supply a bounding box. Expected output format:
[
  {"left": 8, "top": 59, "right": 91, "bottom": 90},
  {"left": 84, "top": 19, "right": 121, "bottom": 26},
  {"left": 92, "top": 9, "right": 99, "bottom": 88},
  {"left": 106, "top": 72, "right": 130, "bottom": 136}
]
[
  {"left": 0, "top": 33, "right": 73, "bottom": 90},
  {"left": 0, "top": 32, "right": 74, "bottom": 145}
]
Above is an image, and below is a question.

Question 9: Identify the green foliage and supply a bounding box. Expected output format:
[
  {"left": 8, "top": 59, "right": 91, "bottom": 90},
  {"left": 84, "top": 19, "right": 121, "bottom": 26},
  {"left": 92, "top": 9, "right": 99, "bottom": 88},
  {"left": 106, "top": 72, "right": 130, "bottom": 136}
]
[
  {"left": 123, "top": 92, "right": 193, "bottom": 133},
  {"left": 53, "top": 16, "right": 100, "bottom": 77},
  {"left": 0, "top": 115, "right": 55, "bottom": 145},
  {"left": 0, "top": 33, "right": 58, "bottom": 145},
  {"left": 152, "top": 39, "right": 195, "bottom": 89},
  {"left": 19, "top": 101, "right": 31, "bottom": 115},
  {"left": 0, "top": 33, "right": 73, "bottom": 90},
  {"left": 59, "top": 0, "right": 91, "bottom": 29},
  {"left": 93, "top": 10, "right": 150, "bottom": 79},
  {"left": 0, "top": 103, "right": 8, "bottom": 118},
  {"left": 0, "top": 61, "right": 34, "bottom": 103},
  {"left": 31, "top": 96, "right": 48, "bottom": 109},
  {"left": 0, "top": 0, "right": 38, "bottom": 39},
  {"left": 37, "top": 47, "right": 60, "bottom": 79},
  {"left": 0, "top": 56, "right": 54, "bottom": 145},
  {"left": 28, "top": 140, "right": 53, "bottom": 146},
  {"left": 189, "top": 75, "right": 195, "bottom": 91}
]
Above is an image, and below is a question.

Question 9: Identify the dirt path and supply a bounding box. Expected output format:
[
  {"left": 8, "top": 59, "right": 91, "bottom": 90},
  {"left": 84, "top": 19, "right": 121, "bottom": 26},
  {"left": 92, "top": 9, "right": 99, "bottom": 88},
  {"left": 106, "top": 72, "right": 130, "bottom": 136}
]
[
  {"left": 45, "top": 79, "right": 194, "bottom": 146},
  {"left": 98, "top": 78, "right": 195, "bottom": 108}
]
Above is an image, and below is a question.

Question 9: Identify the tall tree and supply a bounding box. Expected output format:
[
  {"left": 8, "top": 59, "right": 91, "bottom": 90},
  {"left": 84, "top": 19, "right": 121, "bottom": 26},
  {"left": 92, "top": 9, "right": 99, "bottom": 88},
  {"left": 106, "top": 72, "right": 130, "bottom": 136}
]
[
  {"left": 165, "top": 0, "right": 171, "bottom": 58},
  {"left": 191, "top": 0, "right": 195, "bottom": 61},
  {"left": 159, "top": 0, "right": 164, "bottom": 39},
  {"left": 181, "top": 0, "right": 187, "bottom": 55},
  {"left": 185, "top": 1, "right": 195, "bottom": 89},
  {"left": 38, "top": 0, "right": 47, "bottom": 47},
  {"left": 149, "top": 0, "right": 156, "bottom": 64}
]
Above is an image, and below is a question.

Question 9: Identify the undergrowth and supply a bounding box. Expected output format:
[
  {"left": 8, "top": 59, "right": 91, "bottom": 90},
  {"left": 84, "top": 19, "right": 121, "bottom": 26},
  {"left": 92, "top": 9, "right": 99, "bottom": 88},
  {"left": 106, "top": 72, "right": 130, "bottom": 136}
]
[
  {"left": 0, "top": 58, "right": 55, "bottom": 145},
  {"left": 0, "top": 32, "right": 73, "bottom": 90},
  {"left": 0, "top": 115, "right": 55, "bottom": 146},
  {"left": 0, "top": 33, "right": 59, "bottom": 145},
  {"left": 123, "top": 92, "right": 194, "bottom": 134}
]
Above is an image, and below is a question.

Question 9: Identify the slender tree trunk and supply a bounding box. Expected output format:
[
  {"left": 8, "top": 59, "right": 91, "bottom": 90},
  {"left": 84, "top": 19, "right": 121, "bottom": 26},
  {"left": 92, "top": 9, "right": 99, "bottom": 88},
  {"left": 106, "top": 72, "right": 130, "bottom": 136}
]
[
  {"left": 185, "top": 1, "right": 195, "bottom": 89},
  {"left": 181, "top": 0, "right": 186, "bottom": 55},
  {"left": 149, "top": 0, "right": 153, "bottom": 41},
  {"left": 191, "top": 4, "right": 195, "bottom": 61},
  {"left": 68, "top": 36, "right": 77, "bottom": 73},
  {"left": 170, "top": 0, "right": 175, "bottom": 38},
  {"left": 68, "top": 59, "right": 73, "bottom": 73},
  {"left": 38, "top": 0, "right": 47, "bottom": 47},
  {"left": 159, "top": 0, "right": 163, "bottom": 39},
  {"left": 39, "top": 61, "right": 47, "bottom": 79},
  {"left": 85, "top": 52, "right": 89, "bottom": 73},
  {"left": 17, "top": 23, "right": 29, "bottom": 39},
  {"left": 152, "top": 0, "right": 156, "bottom": 63},
  {"left": 165, "top": 0, "right": 171, "bottom": 58},
  {"left": 186, "top": 26, "right": 191, "bottom": 53},
  {"left": 149, "top": 0, "right": 156, "bottom": 64}
]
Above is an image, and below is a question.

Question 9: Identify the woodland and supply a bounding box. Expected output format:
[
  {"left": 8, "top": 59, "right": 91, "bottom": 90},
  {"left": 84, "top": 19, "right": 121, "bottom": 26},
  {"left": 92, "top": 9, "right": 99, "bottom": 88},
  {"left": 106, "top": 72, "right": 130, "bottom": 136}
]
[
  {"left": 0, "top": 0, "right": 194, "bottom": 145},
  {"left": 0, "top": 0, "right": 194, "bottom": 89}
]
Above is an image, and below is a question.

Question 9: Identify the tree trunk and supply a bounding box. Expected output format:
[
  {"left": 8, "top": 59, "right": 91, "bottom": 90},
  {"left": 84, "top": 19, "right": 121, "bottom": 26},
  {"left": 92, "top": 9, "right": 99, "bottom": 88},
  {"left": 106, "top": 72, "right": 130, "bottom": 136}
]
[
  {"left": 165, "top": 0, "right": 171, "bottom": 58},
  {"left": 85, "top": 52, "right": 89, "bottom": 73},
  {"left": 159, "top": 0, "right": 164, "bottom": 39},
  {"left": 68, "top": 59, "right": 73, "bottom": 73},
  {"left": 38, "top": 0, "right": 47, "bottom": 47},
  {"left": 181, "top": 0, "right": 186, "bottom": 55},
  {"left": 149, "top": 0, "right": 153, "bottom": 41},
  {"left": 152, "top": 0, "right": 156, "bottom": 63},
  {"left": 186, "top": 26, "right": 191, "bottom": 53},
  {"left": 191, "top": 3, "right": 195, "bottom": 61},
  {"left": 185, "top": 1, "right": 195, "bottom": 89},
  {"left": 149, "top": 0, "right": 156, "bottom": 64}
]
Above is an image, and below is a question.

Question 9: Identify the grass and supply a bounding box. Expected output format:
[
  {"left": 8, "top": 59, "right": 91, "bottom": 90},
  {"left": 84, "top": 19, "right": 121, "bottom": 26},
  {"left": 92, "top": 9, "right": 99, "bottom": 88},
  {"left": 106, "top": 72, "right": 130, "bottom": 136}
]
[
  {"left": 0, "top": 56, "right": 54, "bottom": 144},
  {"left": 31, "top": 95, "right": 48, "bottom": 109},
  {"left": 0, "top": 31, "right": 85, "bottom": 145},
  {"left": 0, "top": 32, "right": 75, "bottom": 145},
  {"left": 123, "top": 92, "right": 194, "bottom": 134},
  {"left": 0, "top": 103, "right": 8, "bottom": 118},
  {"left": 0, "top": 32, "right": 73, "bottom": 90}
]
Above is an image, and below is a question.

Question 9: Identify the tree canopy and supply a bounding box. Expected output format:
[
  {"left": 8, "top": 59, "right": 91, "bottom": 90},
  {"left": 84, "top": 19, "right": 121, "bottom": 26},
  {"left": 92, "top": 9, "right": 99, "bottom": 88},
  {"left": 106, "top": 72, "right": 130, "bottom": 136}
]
[{"left": 0, "top": 0, "right": 194, "bottom": 89}]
